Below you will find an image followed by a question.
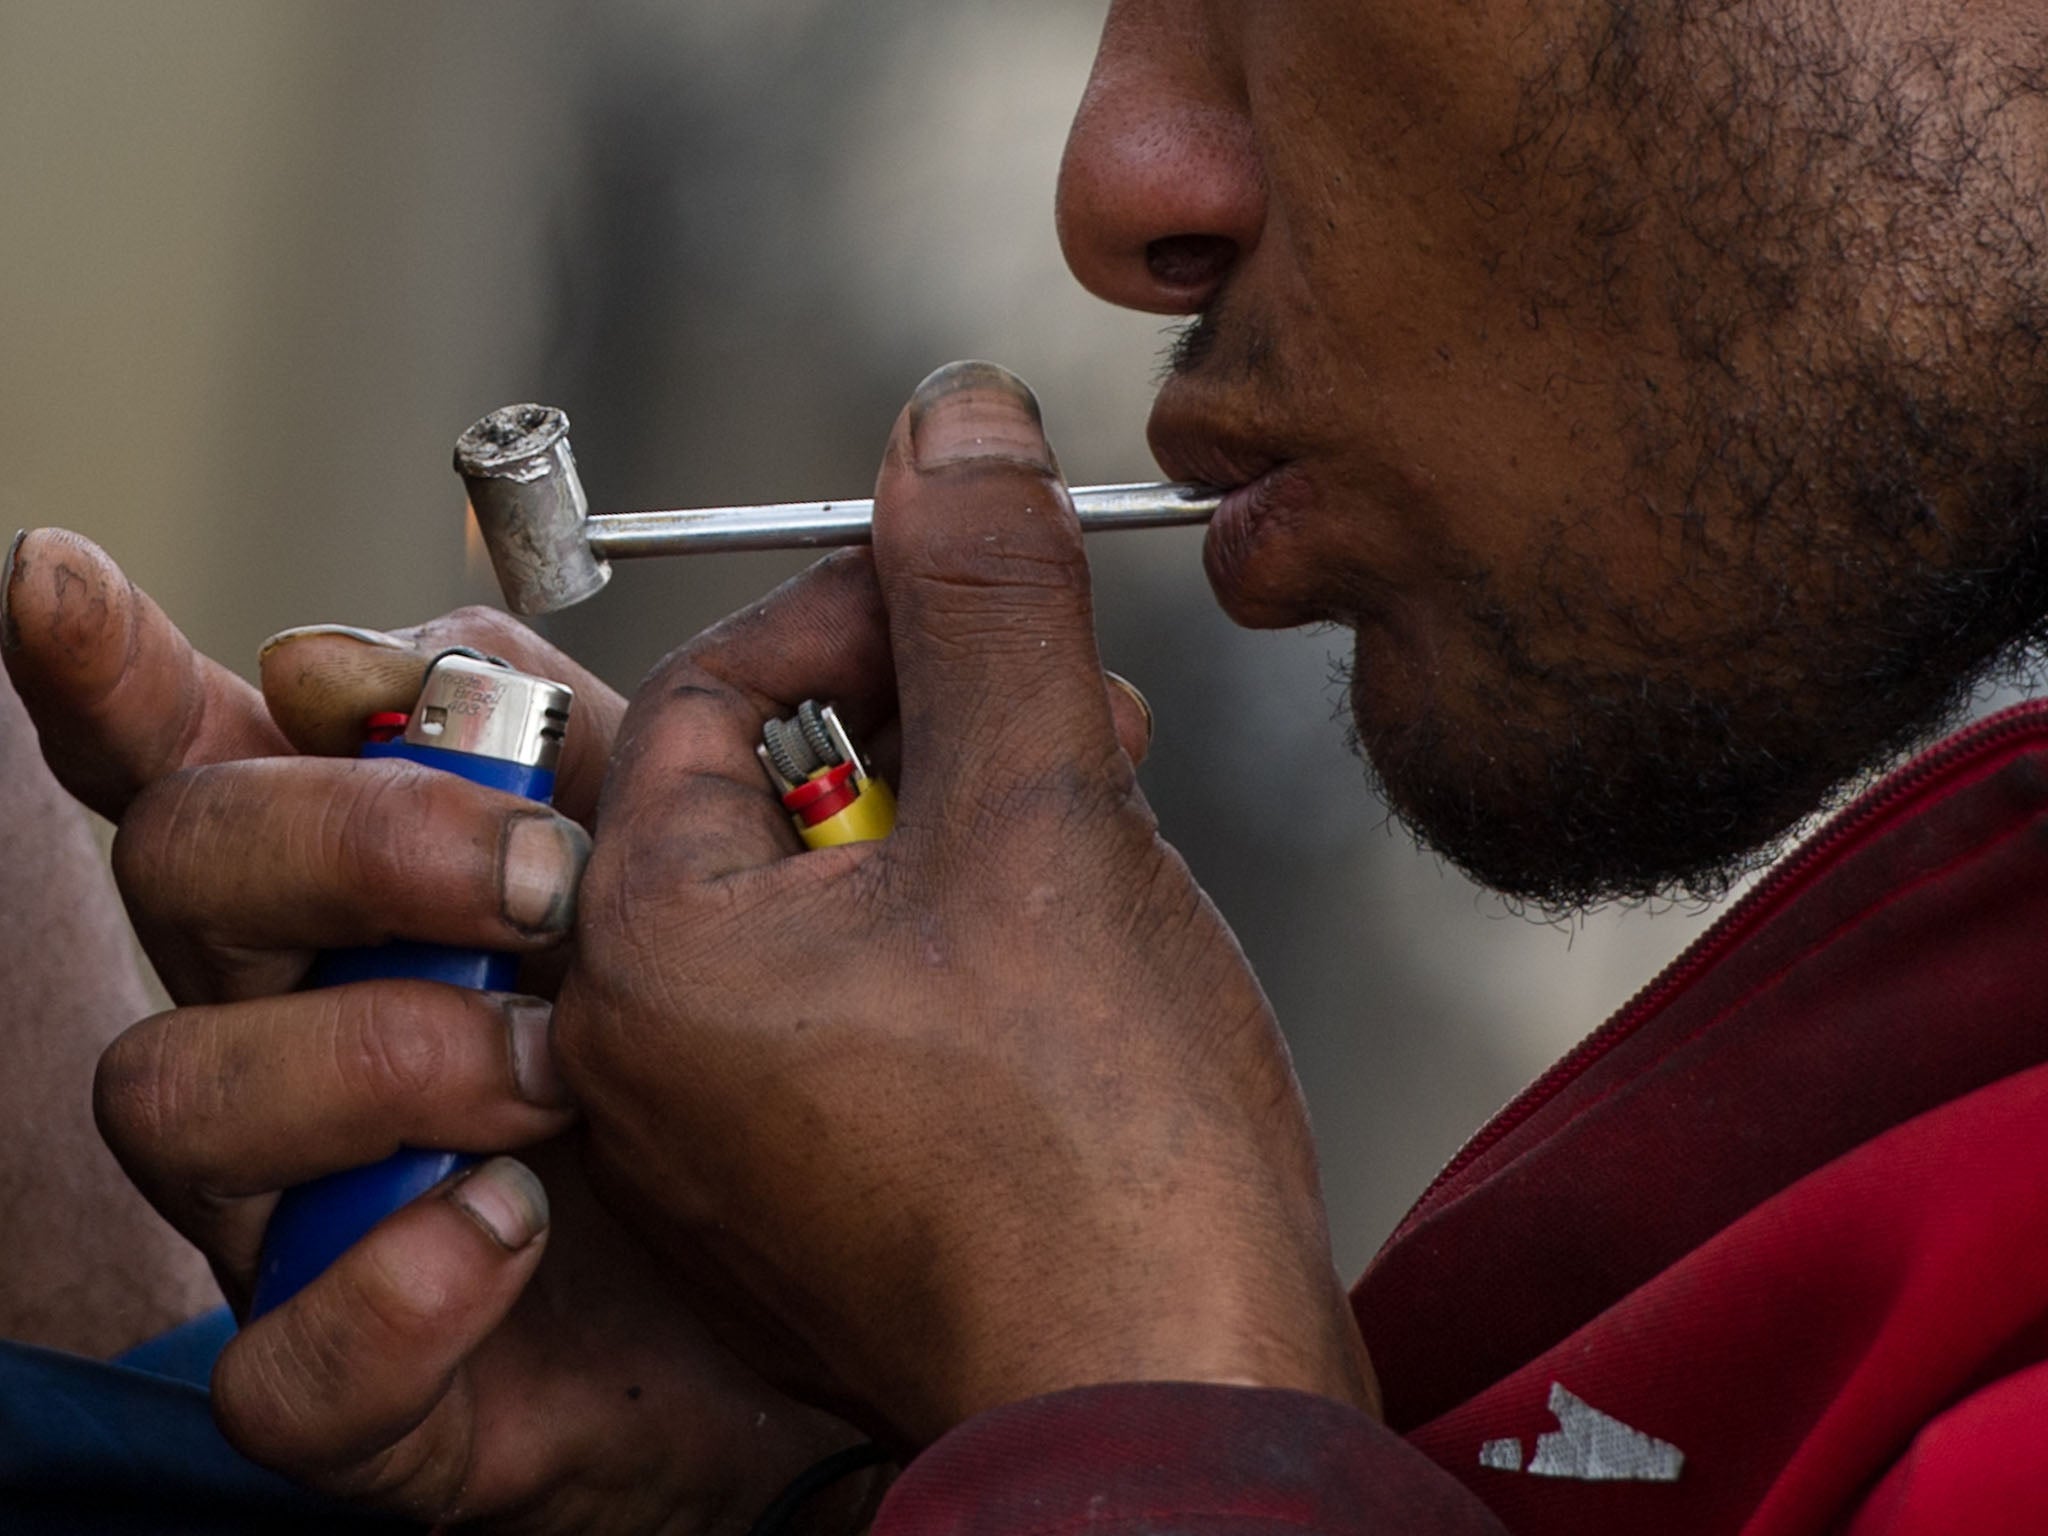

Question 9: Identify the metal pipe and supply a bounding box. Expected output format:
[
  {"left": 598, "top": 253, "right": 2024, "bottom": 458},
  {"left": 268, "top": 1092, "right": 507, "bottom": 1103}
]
[
  {"left": 456, "top": 402, "right": 1219, "bottom": 615},
  {"left": 585, "top": 482, "right": 1221, "bottom": 560}
]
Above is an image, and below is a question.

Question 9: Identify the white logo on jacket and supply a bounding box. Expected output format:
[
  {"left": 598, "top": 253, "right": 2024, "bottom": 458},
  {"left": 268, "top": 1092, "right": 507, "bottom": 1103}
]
[{"left": 1479, "top": 1383, "right": 1685, "bottom": 1483}]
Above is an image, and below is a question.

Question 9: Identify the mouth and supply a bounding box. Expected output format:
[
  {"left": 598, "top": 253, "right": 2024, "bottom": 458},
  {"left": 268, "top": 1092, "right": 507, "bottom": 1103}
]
[{"left": 1149, "top": 404, "right": 1317, "bottom": 627}]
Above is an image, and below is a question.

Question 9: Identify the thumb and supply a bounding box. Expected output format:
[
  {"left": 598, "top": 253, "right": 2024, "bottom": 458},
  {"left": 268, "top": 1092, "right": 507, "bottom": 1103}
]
[
  {"left": 212, "top": 1155, "right": 547, "bottom": 1513},
  {"left": 2, "top": 528, "right": 288, "bottom": 821},
  {"left": 258, "top": 608, "right": 628, "bottom": 827},
  {"left": 255, "top": 624, "right": 435, "bottom": 758},
  {"left": 871, "top": 362, "right": 1128, "bottom": 829}
]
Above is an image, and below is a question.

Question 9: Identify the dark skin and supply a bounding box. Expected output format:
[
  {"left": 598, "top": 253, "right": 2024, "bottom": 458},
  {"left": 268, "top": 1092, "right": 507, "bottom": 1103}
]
[
  {"left": 3, "top": 516, "right": 1163, "bottom": 1529},
  {"left": 0, "top": 661, "right": 214, "bottom": 1355},
  {"left": 1067, "top": 0, "right": 2048, "bottom": 907},
  {"left": 14, "top": 0, "right": 2048, "bottom": 1526},
  {"left": 2, "top": 533, "right": 876, "bottom": 1532},
  {"left": 552, "top": 366, "right": 1374, "bottom": 1439}
]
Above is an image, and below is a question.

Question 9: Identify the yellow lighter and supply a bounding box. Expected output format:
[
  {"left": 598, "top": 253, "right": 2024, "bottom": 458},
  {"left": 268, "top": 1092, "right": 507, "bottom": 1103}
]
[{"left": 758, "top": 700, "right": 898, "bottom": 849}]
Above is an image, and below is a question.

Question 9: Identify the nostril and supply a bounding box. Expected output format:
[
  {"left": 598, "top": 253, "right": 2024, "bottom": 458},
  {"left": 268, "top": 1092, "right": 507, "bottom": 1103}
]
[{"left": 1146, "top": 234, "right": 1238, "bottom": 296}]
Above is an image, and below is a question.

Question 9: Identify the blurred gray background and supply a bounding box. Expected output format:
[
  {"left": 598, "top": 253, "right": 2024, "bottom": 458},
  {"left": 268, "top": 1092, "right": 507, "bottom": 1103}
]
[{"left": 1, "top": 0, "right": 1731, "bottom": 1274}]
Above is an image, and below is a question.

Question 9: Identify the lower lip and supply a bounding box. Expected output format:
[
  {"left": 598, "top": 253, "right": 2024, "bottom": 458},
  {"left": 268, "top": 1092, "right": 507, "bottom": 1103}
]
[{"left": 1202, "top": 463, "right": 1310, "bottom": 613}]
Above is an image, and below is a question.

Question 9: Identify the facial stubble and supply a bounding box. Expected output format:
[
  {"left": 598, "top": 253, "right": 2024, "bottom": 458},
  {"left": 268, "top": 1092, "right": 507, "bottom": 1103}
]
[{"left": 1274, "top": 2, "right": 2048, "bottom": 910}]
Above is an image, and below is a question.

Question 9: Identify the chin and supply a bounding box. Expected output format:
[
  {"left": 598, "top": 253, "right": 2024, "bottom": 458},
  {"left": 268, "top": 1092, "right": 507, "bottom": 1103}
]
[
  {"left": 1339, "top": 610, "right": 1448, "bottom": 751},
  {"left": 1347, "top": 649, "right": 1859, "bottom": 912}
]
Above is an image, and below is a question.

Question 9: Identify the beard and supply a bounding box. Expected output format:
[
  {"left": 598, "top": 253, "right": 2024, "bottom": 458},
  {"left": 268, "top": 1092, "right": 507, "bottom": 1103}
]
[
  {"left": 1348, "top": 458, "right": 2048, "bottom": 911},
  {"left": 1197, "top": 1, "right": 2048, "bottom": 911}
]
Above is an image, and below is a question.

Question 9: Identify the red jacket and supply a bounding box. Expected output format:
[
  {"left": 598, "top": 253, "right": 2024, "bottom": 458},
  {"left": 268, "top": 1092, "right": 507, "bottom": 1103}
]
[{"left": 876, "top": 701, "right": 2048, "bottom": 1534}]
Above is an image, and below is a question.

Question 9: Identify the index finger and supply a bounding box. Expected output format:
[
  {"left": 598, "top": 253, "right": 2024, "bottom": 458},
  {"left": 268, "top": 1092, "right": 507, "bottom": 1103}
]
[{"left": 2, "top": 528, "right": 288, "bottom": 821}]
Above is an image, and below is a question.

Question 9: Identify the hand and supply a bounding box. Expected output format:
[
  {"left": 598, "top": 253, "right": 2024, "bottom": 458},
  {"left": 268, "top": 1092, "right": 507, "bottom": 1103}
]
[
  {"left": 8, "top": 534, "right": 615, "bottom": 1006},
  {"left": 556, "top": 361, "right": 1378, "bottom": 1447},
  {"left": 2, "top": 529, "right": 878, "bottom": 1533}
]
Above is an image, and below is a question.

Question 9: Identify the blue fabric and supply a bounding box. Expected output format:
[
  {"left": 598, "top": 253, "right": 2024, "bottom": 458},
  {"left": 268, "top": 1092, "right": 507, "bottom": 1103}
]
[
  {"left": 0, "top": 1310, "right": 412, "bottom": 1534},
  {"left": 113, "top": 1306, "right": 237, "bottom": 1384}
]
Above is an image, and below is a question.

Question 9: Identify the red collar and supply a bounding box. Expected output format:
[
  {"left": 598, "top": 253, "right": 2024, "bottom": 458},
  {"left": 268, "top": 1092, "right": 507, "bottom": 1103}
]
[{"left": 1358, "top": 699, "right": 2048, "bottom": 1430}]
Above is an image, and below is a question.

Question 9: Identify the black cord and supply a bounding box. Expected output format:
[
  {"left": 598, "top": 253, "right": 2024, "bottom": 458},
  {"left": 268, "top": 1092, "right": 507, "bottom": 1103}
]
[{"left": 745, "top": 1442, "right": 895, "bottom": 1536}]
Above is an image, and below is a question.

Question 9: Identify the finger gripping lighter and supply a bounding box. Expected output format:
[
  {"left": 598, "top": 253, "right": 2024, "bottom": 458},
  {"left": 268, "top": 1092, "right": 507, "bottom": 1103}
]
[{"left": 249, "top": 649, "right": 572, "bottom": 1318}]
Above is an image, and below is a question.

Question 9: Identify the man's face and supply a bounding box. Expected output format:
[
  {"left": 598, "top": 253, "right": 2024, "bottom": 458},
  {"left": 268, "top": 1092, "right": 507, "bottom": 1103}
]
[{"left": 1057, "top": 0, "right": 2048, "bottom": 907}]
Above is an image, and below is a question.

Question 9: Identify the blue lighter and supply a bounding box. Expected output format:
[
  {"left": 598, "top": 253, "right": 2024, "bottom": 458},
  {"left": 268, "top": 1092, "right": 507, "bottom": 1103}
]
[{"left": 248, "top": 648, "right": 573, "bottom": 1318}]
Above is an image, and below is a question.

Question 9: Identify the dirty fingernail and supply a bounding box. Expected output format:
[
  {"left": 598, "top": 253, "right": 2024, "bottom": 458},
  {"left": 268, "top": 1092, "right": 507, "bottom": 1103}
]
[
  {"left": 501, "top": 813, "right": 591, "bottom": 935},
  {"left": 448, "top": 1156, "right": 549, "bottom": 1250},
  {"left": 497, "top": 994, "right": 573, "bottom": 1108},
  {"left": 257, "top": 623, "right": 414, "bottom": 663},
  {"left": 0, "top": 529, "right": 130, "bottom": 678},
  {"left": 1, "top": 530, "right": 26, "bottom": 652},
  {"left": 909, "top": 360, "right": 1053, "bottom": 472},
  {"left": 1105, "top": 671, "right": 1154, "bottom": 743}
]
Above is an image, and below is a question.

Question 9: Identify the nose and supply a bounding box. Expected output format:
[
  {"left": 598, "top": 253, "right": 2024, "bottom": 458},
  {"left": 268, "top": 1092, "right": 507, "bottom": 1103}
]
[{"left": 1055, "top": 9, "right": 1265, "bottom": 316}]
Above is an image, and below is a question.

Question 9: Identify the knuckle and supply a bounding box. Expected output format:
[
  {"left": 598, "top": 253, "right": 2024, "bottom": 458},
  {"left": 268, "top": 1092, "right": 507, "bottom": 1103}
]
[
  {"left": 327, "top": 762, "right": 425, "bottom": 880},
  {"left": 215, "top": 1331, "right": 408, "bottom": 1486},
  {"left": 215, "top": 1244, "right": 449, "bottom": 1470},
  {"left": 348, "top": 1236, "right": 461, "bottom": 1340},
  {"left": 328, "top": 987, "right": 454, "bottom": 1109},
  {"left": 92, "top": 1018, "right": 172, "bottom": 1165},
  {"left": 214, "top": 1301, "right": 376, "bottom": 1469},
  {"left": 915, "top": 513, "right": 1089, "bottom": 600},
  {"left": 110, "top": 768, "right": 211, "bottom": 914},
  {"left": 556, "top": 904, "right": 661, "bottom": 1088},
  {"left": 213, "top": 1330, "right": 323, "bottom": 1465},
  {"left": 329, "top": 763, "right": 493, "bottom": 909},
  {"left": 93, "top": 1010, "right": 226, "bottom": 1174},
  {"left": 564, "top": 855, "right": 671, "bottom": 1013},
  {"left": 627, "top": 649, "right": 731, "bottom": 724},
  {"left": 606, "top": 663, "right": 732, "bottom": 785},
  {"left": 423, "top": 604, "right": 534, "bottom": 659}
]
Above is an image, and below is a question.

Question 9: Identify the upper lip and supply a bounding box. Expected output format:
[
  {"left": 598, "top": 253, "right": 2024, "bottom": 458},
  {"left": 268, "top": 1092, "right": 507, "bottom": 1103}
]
[{"left": 1147, "top": 388, "right": 1292, "bottom": 493}]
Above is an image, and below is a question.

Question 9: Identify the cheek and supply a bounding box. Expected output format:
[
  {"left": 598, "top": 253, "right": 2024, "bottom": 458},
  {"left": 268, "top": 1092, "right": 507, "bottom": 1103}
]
[
  {"left": 1225, "top": 3, "right": 1726, "bottom": 681},
  {"left": 1243, "top": 25, "right": 1664, "bottom": 535},
  {"left": 1291, "top": 322, "right": 1665, "bottom": 640},
  {"left": 1242, "top": 0, "right": 1551, "bottom": 265}
]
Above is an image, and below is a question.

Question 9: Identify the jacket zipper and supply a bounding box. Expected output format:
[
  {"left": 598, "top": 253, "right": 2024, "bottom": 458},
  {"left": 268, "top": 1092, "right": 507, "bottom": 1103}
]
[{"left": 1387, "top": 697, "right": 2048, "bottom": 1245}]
